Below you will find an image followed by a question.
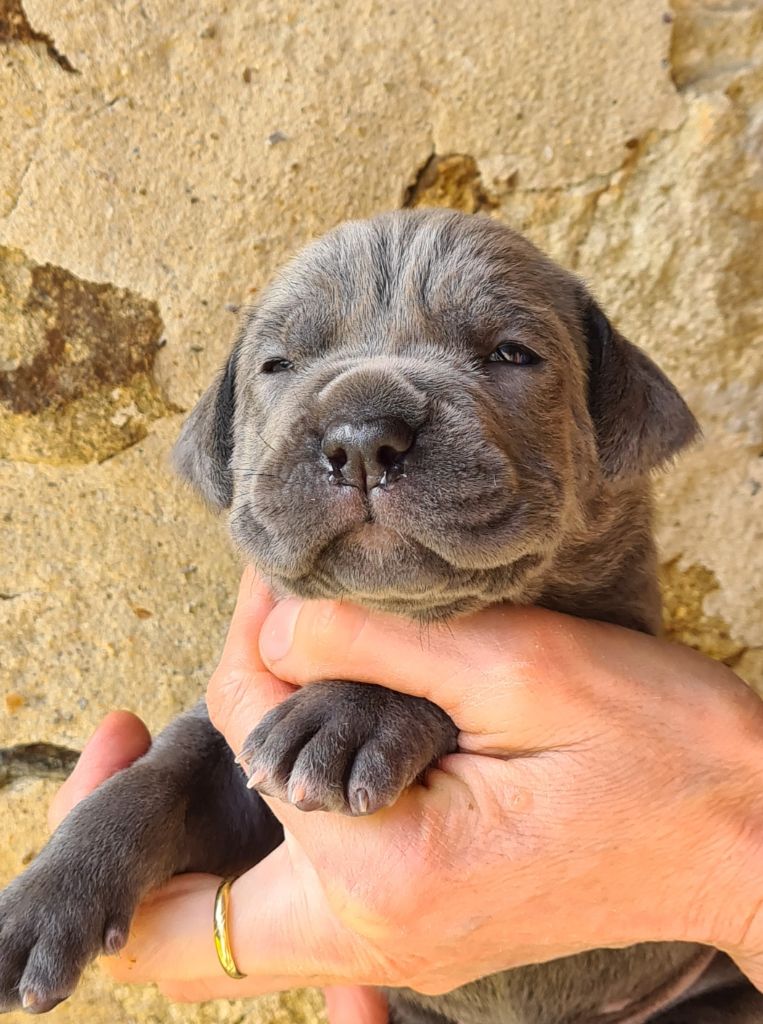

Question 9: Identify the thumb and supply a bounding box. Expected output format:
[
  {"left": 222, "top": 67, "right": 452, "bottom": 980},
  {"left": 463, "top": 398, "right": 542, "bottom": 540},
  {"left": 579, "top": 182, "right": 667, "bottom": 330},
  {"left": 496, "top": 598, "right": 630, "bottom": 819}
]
[
  {"left": 258, "top": 596, "right": 580, "bottom": 741},
  {"left": 206, "top": 567, "right": 294, "bottom": 757}
]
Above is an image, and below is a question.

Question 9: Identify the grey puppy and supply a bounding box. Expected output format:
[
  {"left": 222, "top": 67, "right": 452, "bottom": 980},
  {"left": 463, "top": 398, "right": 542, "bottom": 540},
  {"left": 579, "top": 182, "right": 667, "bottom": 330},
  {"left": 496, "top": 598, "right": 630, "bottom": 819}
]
[{"left": 0, "top": 210, "right": 758, "bottom": 1023}]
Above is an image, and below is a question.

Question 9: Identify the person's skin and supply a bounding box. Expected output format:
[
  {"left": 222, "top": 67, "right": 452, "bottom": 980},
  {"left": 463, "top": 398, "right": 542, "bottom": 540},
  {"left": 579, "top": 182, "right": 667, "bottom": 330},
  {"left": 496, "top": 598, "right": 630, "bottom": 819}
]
[{"left": 49, "top": 569, "right": 763, "bottom": 1024}]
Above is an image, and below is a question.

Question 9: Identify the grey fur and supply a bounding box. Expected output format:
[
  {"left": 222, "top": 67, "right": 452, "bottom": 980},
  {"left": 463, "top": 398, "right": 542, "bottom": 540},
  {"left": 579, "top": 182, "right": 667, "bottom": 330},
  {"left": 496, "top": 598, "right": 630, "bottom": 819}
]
[{"left": 0, "top": 210, "right": 757, "bottom": 1022}]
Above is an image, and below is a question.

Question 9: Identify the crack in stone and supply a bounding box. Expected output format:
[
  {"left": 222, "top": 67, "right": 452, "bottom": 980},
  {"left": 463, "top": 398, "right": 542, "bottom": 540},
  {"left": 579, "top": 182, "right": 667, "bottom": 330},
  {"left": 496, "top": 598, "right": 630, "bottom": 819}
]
[
  {"left": 674, "top": 60, "right": 757, "bottom": 93},
  {"left": 3, "top": 149, "right": 36, "bottom": 222},
  {"left": 0, "top": 0, "right": 79, "bottom": 74},
  {"left": 402, "top": 148, "right": 437, "bottom": 206},
  {"left": 690, "top": 1, "right": 761, "bottom": 10},
  {"left": 403, "top": 152, "right": 499, "bottom": 213},
  {"left": 0, "top": 743, "right": 79, "bottom": 789},
  {"left": 667, "top": 0, "right": 762, "bottom": 93}
]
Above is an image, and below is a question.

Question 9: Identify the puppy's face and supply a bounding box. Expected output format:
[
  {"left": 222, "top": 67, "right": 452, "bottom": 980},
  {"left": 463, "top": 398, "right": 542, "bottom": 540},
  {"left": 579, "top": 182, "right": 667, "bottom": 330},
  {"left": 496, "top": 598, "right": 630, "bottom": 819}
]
[{"left": 175, "top": 210, "right": 696, "bottom": 618}]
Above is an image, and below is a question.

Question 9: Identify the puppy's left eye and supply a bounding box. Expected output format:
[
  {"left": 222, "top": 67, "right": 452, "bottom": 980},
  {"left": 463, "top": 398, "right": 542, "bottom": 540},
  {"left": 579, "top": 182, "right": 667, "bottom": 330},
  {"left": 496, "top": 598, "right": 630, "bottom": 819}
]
[
  {"left": 260, "top": 358, "right": 294, "bottom": 374},
  {"left": 487, "top": 342, "right": 541, "bottom": 366}
]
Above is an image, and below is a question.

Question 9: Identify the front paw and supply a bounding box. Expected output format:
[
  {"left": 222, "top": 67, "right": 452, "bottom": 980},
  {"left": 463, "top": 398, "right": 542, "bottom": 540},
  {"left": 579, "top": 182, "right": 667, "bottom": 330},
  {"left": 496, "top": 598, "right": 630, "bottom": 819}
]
[
  {"left": 240, "top": 681, "right": 458, "bottom": 816},
  {"left": 0, "top": 858, "right": 132, "bottom": 1013}
]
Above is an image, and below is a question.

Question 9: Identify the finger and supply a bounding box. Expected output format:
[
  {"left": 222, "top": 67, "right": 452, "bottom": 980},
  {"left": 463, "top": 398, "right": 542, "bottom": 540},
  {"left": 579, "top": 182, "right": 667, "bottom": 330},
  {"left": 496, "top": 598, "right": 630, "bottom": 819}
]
[
  {"left": 325, "top": 986, "right": 389, "bottom": 1024},
  {"left": 103, "top": 844, "right": 370, "bottom": 991},
  {"left": 48, "top": 711, "right": 152, "bottom": 831},
  {"left": 206, "top": 568, "right": 296, "bottom": 755},
  {"left": 258, "top": 597, "right": 582, "bottom": 741}
]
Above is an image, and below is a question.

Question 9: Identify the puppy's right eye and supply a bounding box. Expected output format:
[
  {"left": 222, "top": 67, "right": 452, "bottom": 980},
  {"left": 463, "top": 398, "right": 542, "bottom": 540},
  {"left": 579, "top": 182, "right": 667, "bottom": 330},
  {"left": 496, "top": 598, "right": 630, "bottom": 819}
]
[{"left": 260, "top": 358, "right": 294, "bottom": 374}]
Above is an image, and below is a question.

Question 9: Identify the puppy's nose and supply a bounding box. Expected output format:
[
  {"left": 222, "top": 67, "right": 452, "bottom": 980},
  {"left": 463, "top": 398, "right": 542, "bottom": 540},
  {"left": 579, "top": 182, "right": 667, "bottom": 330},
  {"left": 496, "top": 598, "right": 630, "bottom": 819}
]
[{"left": 322, "top": 417, "right": 414, "bottom": 491}]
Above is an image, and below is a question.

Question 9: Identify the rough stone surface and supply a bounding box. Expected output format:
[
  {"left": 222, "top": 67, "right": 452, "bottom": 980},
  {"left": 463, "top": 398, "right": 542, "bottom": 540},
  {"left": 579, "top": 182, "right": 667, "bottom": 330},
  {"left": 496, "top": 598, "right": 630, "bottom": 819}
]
[
  {"left": 1, "top": 0, "right": 761, "bottom": 1021},
  {"left": 0, "top": 418, "right": 242, "bottom": 749},
  {"left": 0, "top": 245, "right": 175, "bottom": 462}
]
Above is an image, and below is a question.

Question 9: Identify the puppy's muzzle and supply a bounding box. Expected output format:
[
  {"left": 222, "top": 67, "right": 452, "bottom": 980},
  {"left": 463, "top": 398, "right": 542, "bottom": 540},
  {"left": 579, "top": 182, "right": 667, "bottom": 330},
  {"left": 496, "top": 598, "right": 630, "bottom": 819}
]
[{"left": 321, "top": 416, "right": 414, "bottom": 492}]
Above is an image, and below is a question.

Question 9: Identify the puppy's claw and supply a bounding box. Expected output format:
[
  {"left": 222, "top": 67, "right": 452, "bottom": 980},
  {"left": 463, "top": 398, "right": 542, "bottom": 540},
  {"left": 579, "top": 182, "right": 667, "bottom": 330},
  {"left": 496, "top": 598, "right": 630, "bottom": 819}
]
[
  {"left": 104, "top": 924, "right": 128, "bottom": 956},
  {"left": 21, "top": 990, "right": 61, "bottom": 1015},
  {"left": 246, "top": 768, "right": 267, "bottom": 790},
  {"left": 289, "top": 781, "right": 307, "bottom": 805},
  {"left": 353, "top": 787, "right": 370, "bottom": 815},
  {"left": 294, "top": 798, "right": 322, "bottom": 812}
]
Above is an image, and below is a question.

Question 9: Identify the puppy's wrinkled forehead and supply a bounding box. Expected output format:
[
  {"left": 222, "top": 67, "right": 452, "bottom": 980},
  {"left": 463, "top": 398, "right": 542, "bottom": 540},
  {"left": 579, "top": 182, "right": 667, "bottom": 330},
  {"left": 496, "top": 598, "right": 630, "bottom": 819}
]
[{"left": 250, "top": 210, "right": 580, "bottom": 359}]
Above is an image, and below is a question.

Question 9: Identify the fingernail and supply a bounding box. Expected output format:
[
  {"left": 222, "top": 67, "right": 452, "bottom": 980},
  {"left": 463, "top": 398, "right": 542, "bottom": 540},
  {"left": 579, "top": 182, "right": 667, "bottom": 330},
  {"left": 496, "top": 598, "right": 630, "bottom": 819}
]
[{"left": 259, "top": 598, "right": 302, "bottom": 664}]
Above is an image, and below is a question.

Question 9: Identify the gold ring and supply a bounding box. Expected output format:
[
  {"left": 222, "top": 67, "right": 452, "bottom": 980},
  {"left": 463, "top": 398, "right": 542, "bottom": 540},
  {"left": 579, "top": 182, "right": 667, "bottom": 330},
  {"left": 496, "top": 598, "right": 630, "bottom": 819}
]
[{"left": 213, "top": 877, "right": 247, "bottom": 979}]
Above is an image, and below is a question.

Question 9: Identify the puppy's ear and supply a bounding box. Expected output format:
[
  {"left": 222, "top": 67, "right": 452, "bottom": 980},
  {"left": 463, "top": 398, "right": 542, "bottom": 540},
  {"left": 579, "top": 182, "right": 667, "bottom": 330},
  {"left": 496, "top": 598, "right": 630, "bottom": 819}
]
[
  {"left": 172, "top": 343, "right": 240, "bottom": 510},
  {"left": 581, "top": 294, "right": 699, "bottom": 478}
]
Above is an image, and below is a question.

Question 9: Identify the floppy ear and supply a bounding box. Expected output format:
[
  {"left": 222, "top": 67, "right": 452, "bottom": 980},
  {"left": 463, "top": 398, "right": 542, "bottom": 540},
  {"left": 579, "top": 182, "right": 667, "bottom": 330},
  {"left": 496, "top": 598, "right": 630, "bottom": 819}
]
[
  {"left": 581, "top": 294, "right": 699, "bottom": 478},
  {"left": 172, "top": 343, "right": 240, "bottom": 510}
]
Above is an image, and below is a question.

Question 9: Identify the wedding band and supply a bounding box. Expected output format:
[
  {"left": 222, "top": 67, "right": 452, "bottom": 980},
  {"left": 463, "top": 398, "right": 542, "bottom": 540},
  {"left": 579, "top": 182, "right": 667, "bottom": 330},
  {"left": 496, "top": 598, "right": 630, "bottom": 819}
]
[{"left": 213, "top": 877, "right": 247, "bottom": 979}]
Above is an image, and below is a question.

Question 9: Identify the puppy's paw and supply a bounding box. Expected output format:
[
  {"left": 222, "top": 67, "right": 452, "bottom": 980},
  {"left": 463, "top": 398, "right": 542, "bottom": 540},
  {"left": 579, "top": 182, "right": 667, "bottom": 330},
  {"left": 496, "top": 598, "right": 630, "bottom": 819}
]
[
  {"left": 240, "top": 681, "right": 458, "bottom": 815},
  {"left": 0, "top": 858, "right": 132, "bottom": 1013}
]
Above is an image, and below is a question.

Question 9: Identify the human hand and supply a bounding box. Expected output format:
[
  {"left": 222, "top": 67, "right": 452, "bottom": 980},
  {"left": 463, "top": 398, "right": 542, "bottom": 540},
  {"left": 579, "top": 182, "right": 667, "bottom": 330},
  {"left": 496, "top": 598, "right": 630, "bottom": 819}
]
[{"left": 51, "top": 568, "right": 763, "bottom": 1017}]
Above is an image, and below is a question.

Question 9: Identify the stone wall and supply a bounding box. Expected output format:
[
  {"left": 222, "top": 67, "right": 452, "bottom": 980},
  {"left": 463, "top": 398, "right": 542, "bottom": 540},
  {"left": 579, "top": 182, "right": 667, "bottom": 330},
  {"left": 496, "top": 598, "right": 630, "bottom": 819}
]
[{"left": 1, "top": 1, "right": 761, "bottom": 1021}]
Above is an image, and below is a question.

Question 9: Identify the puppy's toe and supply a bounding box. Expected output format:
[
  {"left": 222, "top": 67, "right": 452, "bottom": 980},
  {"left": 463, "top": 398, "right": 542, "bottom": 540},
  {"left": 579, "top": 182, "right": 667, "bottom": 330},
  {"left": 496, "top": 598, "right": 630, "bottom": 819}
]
[
  {"left": 241, "top": 701, "right": 323, "bottom": 802},
  {"left": 346, "top": 738, "right": 414, "bottom": 815},
  {"left": 18, "top": 936, "right": 81, "bottom": 1015},
  {"left": 285, "top": 724, "right": 362, "bottom": 813},
  {"left": 0, "top": 861, "right": 137, "bottom": 1013},
  {"left": 0, "top": 925, "right": 32, "bottom": 1012}
]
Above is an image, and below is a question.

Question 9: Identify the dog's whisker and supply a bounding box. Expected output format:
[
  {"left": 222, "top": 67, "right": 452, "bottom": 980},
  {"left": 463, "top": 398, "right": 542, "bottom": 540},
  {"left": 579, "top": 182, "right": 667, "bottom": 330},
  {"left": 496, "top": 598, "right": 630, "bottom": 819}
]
[{"left": 255, "top": 430, "right": 277, "bottom": 453}]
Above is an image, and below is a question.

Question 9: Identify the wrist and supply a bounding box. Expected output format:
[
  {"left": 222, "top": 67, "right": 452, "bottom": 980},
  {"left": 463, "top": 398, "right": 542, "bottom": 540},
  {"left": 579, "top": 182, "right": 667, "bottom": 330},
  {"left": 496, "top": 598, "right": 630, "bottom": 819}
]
[
  {"left": 680, "top": 696, "right": 763, "bottom": 971},
  {"left": 717, "top": 771, "right": 763, "bottom": 985}
]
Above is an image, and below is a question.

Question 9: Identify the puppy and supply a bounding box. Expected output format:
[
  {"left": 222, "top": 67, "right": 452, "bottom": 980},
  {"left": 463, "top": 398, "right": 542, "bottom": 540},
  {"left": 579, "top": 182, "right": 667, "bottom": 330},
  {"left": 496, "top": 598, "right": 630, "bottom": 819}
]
[{"left": 0, "top": 210, "right": 756, "bottom": 1023}]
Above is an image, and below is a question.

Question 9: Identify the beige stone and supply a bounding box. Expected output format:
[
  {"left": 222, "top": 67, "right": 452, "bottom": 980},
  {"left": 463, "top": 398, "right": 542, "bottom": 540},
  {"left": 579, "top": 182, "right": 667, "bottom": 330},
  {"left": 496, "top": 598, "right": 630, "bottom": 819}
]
[
  {"left": 0, "top": 417, "right": 241, "bottom": 747},
  {"left": 1, "top": 1, "right": 761, "bottom": 1021}
]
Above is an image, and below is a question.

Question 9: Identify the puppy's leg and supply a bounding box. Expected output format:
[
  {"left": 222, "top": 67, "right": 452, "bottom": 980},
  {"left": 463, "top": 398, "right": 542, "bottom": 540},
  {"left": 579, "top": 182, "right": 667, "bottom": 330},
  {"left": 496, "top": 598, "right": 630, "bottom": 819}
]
[
  {"left": 241, "top": 681, "right": 459, "bottom": 816},
  {"left": 386, "top": 998, "right": 454, "bottom": 1024},
  {"left": 650, "top": 983, "right": 763, "bottom": 1024},
  {"left": 0, "top": 702, "right": 281, "bottom": 1013}
]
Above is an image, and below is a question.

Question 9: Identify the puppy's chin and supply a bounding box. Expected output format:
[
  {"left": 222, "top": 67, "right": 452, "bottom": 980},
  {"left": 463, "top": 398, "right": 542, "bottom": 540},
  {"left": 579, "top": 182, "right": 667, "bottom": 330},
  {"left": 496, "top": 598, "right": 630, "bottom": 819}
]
[
  {"left": 306, "top": 525, "right": 469, "bottom": 606},
  {"left": 261, "top": 523, "right": 523, "bottom": 620}
]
